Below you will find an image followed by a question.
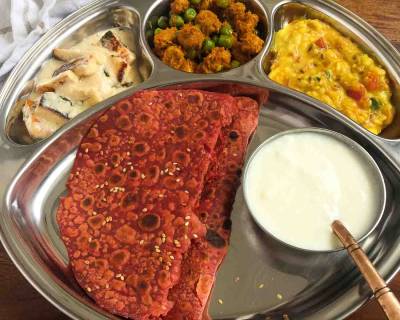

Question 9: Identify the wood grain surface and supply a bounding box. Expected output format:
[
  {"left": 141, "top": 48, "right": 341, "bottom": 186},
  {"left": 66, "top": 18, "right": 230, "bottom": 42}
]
[{"left": 0, "top": 0, "right": 399, "bottom": 319}]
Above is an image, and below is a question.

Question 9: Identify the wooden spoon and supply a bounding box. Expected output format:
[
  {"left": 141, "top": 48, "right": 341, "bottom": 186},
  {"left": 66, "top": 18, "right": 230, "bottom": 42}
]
[{"left": 332, "top": 220, "right": 400, "bottom": 320}]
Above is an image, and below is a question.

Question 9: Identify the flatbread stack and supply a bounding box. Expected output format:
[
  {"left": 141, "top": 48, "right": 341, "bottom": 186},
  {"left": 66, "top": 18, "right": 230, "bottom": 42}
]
[{"left": 57, "top": 90, "right": 259, "bottom": 319}]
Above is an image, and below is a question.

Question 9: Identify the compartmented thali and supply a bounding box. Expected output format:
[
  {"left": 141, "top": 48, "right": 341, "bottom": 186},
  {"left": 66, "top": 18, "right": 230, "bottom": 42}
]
[{"left": 1, "top": 0, "right": 400, "bottom": 319}]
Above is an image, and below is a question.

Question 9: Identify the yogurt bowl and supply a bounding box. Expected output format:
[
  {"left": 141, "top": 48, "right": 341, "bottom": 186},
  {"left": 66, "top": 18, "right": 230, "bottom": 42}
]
[{"left": 243, "top": 127, "right": 387, "bottom": 253}]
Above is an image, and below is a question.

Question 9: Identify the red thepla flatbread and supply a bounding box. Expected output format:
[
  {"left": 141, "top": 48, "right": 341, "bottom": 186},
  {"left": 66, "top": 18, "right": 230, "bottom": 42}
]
[
  {"left": 163, "top": 96, "right": 259, "bottom": 320},
  {"left": 57, "top": 90, "right": 239, "bottom": 319}
]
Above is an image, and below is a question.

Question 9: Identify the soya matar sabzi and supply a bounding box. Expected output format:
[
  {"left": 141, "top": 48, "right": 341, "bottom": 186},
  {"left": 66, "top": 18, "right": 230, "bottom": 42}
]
[{"left": 147, "top": 0, "right": 265, "bottom": 73}]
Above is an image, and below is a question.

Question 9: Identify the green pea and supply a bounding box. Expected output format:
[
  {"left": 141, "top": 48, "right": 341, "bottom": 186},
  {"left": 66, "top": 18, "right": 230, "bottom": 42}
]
[
  {"left": 220, "top": 24, "right": 233, "bottom": 36},
  {"left": 145, "top": 29, "right": 154, "bottom": 39},
  {"left": 187, "top": 49, "right": 198, "bottom": 60},
  {"left": 231, "top": 60, "right": 241, "bottom": 68},
  {"left": 169, "top": 14, "right": 185, "bottom": 28},
  {"left": 184, "top": 8, "right": 197, "bottom": 22},
  {"left": 154, "top": 28, "right": 163, "bottom": 35},
  {"left": 148, "top": 16, "right": 159, "bottom": 30},
  {"left": 190, "top": 0, "right": 201, "bottom": 4},
  {"left": 157, "top": 16, "right": 169, "bottom": 29},
  {"left": 202, "top": 39, "right": 215, "bottom": 54},
  {"left": 146, "top": 29, "right": 154, "bottom": 47},
  {"left": 217, "top": 34, "right": 233, "bottom": 48},
  {"left": 216, "top": 0, "right": 230, "bottom": 8}
]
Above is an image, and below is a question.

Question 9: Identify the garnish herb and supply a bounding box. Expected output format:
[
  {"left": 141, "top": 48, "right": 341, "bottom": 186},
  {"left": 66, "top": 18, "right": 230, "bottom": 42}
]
[
  {"left": 370, "top": 97, "right": 380, "bottom": 110},
  {"left": 325, "top": 70, "right": 332, "bottom": 79}
]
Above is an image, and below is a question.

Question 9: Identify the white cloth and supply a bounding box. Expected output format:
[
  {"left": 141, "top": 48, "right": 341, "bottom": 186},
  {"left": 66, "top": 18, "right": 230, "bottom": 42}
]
[{"left": 0, "top": 0, "right": 91, "bottom": 82}]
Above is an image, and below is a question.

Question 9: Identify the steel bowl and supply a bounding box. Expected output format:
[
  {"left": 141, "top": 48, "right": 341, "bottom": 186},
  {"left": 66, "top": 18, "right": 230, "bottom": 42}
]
[{"left": 243, "top": 127, "right": 387, "bottom": 253}]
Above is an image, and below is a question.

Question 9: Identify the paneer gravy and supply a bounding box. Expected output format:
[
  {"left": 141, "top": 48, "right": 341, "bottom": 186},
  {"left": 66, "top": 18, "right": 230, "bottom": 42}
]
[{"left": 22, "top": 28, "right": 141, "bottom": 140}]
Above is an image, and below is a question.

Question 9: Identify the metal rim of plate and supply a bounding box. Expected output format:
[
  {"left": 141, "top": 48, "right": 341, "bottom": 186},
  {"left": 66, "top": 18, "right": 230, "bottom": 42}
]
[{"left": 0, "top": 0, "right": 400, "bottom": 320}]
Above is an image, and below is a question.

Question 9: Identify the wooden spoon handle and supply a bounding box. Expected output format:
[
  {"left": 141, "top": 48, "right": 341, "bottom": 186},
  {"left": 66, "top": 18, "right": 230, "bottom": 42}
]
[{"left": 332, "top": 220, "right": 400, "bottom": 320}]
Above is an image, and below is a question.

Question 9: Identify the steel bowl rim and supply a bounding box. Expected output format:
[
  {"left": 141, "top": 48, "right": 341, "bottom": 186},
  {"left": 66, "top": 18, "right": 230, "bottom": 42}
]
[{"left": 242, "top": 127, "right": 387, "bottom": 253}]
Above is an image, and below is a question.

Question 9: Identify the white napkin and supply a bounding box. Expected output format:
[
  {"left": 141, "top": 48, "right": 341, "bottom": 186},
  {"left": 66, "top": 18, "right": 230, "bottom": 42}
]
[{"left": 0, "top": 0, "right": 91, "bottom": 83}]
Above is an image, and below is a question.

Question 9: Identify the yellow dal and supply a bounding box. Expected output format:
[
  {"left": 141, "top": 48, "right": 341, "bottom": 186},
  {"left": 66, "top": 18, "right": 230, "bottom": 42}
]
[{"left": 269, "top": 19, "right": 395, "bottom": 134}]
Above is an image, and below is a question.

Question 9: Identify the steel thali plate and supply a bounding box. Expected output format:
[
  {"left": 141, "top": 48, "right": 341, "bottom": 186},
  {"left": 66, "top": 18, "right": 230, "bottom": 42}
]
[{"left": 1, "top": 0, "right": 400, "bottom": 319}]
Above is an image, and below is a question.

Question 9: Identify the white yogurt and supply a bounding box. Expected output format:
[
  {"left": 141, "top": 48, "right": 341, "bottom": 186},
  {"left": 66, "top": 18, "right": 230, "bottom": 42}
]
[{"left": 244, "top": 131, "right": 382, "bottom": 251}]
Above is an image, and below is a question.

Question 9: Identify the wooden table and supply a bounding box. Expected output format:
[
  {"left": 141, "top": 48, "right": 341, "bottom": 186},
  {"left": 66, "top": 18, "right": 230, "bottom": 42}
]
[{"left": 1, "top": 1, "right": 399, "bottom": 319}]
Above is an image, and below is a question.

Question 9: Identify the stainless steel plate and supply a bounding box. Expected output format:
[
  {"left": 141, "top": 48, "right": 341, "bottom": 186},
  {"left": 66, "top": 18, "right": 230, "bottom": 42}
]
[{"left": 1, "top": 0, "right": 400, "bottom": 320}]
